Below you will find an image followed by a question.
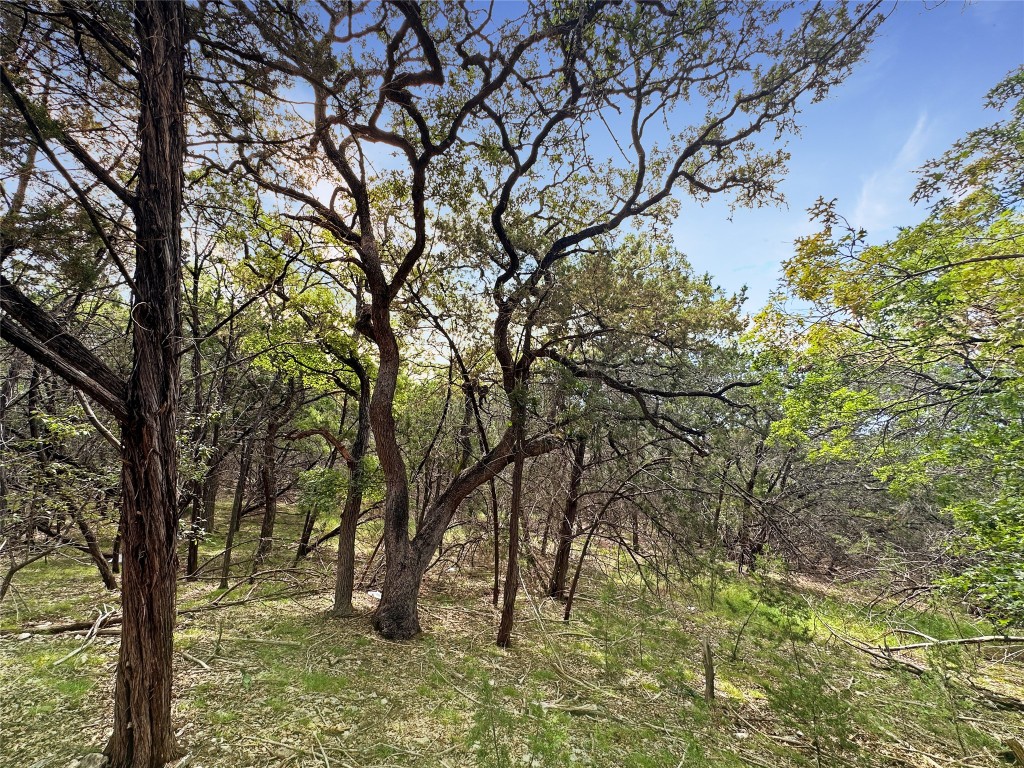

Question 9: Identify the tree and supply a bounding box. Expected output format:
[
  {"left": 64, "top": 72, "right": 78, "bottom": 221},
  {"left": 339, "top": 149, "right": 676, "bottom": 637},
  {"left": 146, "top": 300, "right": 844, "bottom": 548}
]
[
  {"left": 195, "top": 0, "right": 885, "bottom": 640},
  {"left": 1, "top": 2, "right": 186, "bottom": 764},
  {"left": 761, "top": 68, "right": 1024, "bottom": 624}
]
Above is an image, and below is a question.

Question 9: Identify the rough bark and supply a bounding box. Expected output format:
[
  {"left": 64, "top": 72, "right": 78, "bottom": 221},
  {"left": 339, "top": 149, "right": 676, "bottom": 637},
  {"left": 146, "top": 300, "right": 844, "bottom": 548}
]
[
  {"left": 105, "top": 3, "right": 186, "bottom": 766},
  {"left": 373, "top": 550, "right": 427, "bottom": 640}
]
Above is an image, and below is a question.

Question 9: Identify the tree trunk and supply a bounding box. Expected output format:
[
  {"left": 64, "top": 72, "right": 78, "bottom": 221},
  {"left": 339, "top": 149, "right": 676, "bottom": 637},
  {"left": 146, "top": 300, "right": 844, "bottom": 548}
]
[
  {"left": 295, "top": 508, "right": 317, "bottom": 563},
  {"left": 373, "top": 545, "right": 425, "bottom": 640},
  {"left": 251, "top": 420, "right": 279, "bottom": 574},
  {"left": 71, "top": 508, "right": 117, "bottom": 591},
  {"left": 329, "top": 493, "right": 359, "bottom": 616},
  {"left": 496, "top": 388, "right": 528, "bottom": 648},
  {"left": 105, "top": 3, "right": 186, "bottom": 766},
  {"left": 185, "top": 483, "right": 202, "bottom": 580},
  {"left": 496, "top": 447, "right": 524, "bottom": 647},
  {"left": 220, "top": 440, "right": 252, "bottom": 589},
  {"left": 489, "top": 479, "right": 500, "bottom": 606},
  {"left": 330, "top": 362, "right": 371, "bottom": 617},
  {"left": 369, "top": 292, "right": 420, "bottom": 639},
  {"left": 201, "top": 424, "right": 222, "bottom": 533},
  {"left": 549, "top": 437, "right": 585, "bottom": 600},
  {"left": 370, "top": 287, "right": 557, "bottom": 638}
]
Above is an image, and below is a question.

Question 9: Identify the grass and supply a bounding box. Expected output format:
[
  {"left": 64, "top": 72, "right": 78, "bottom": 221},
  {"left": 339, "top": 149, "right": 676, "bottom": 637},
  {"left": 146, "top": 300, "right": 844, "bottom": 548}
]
[{"left": 1, "top": 510, "right": 1023, "bottom": 768}]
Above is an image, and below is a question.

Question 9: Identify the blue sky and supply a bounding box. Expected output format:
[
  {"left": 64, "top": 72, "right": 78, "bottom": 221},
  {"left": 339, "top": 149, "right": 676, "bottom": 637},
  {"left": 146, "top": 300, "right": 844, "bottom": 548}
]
[{"left": 670, "top": 0, "right": 1024, "bottom": 313}]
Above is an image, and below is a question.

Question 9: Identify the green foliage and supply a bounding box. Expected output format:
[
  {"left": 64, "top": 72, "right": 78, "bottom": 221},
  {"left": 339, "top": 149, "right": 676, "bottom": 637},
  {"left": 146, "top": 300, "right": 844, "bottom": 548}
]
[
  {"left": 944, "top": 488, "right": 1024, "bottom": 627},
  {"left": 297, "top": 467, "right": 348, "bottom": 521},
  {"left": 765, "top": 642, "right": 858, "bottom": 754},
  {"left": 757, "top": 68, "right": 1024, "bottom": 627},
  {"left": 462, "top": 664, "right": 573, "bottom": 768},
  {"left": 464, "top": 668, "right": 517, "bottom": 768}
]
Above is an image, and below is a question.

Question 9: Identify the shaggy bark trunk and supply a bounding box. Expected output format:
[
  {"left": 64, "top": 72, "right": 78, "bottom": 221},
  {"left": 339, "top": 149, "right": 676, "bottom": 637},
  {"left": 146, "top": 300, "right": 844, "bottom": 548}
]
[
  {"left": 549, "top": 438, "right": 585, "bottom": 600},
  {"left": 105, "top": 3, "right": 186, "bottom": 766}
]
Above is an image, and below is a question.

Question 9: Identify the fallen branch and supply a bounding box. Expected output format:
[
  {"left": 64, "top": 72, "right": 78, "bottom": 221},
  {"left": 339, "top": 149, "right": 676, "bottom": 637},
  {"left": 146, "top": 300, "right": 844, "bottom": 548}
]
[
  {"left": 53, "top": 609, "right": 114, "bottom": 666},
  {"left": 970, "top": 683, "right": 1024, "bottom": 713},
  {"left": 180, "top": 650, "right": 212, "bottom": 670},
  {"left": 3, "top": 611, "right": 123, "bottom": 636},
  {"left": 878, "top": 635, "right": 1024, "bottom": 653},
  {"left": 813, "top": 607, "right": 1024, "bottom": 711},
  {"left": 815, "top": 611, "right": 929, "bottom": 675},
  {"left": 1006, "top": 738, "right": 1024, "bottom": 764},
  {"left": 1, "top": 587, "right": 325, "bottom": 636}
]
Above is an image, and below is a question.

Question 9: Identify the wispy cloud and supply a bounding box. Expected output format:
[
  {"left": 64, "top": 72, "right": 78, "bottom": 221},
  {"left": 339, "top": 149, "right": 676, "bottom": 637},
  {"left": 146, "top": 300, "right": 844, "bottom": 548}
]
[{"left": 853, "top": 113, "right": 930, "bottom": 234}]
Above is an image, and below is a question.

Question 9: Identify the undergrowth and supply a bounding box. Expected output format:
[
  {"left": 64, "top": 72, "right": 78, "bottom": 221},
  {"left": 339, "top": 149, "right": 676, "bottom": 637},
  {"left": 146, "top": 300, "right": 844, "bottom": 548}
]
[{"left": 1, "top": 511, "right": 1022, "bottom": 767}]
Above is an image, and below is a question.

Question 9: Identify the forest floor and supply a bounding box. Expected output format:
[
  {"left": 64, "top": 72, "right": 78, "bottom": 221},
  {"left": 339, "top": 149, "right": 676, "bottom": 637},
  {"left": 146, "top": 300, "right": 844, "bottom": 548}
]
[{"left": 1, "top": 507, "right": 1023, "bottom": 768}]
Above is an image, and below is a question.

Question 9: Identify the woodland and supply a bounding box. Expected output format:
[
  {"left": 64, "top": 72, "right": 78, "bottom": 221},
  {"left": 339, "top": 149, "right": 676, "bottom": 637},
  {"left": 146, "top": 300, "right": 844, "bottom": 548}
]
[{"left": 0, "top": 2, "right": 1022, "bottom": 768}]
